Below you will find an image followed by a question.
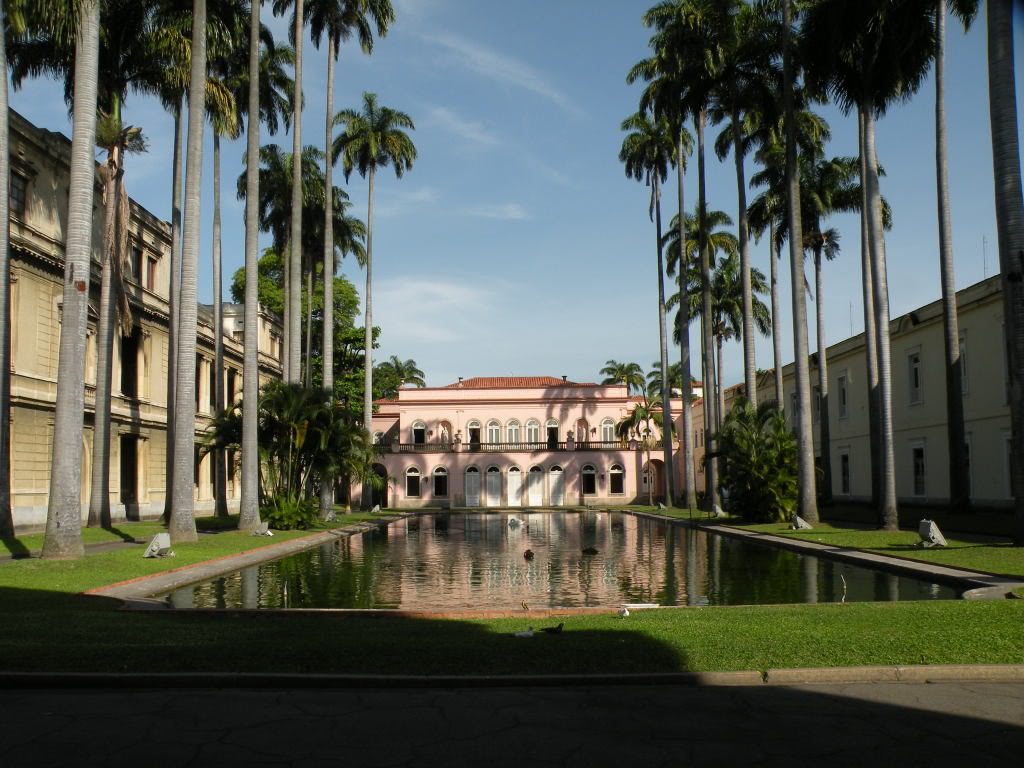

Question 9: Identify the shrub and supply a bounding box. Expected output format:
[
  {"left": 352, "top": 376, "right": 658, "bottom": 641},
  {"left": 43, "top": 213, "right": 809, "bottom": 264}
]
[
  {"left": 262, "top": 497, "right": 319, "bottom": 530},
  {"left": 718, "top": 398, "right": 798, "bottom": 523}
]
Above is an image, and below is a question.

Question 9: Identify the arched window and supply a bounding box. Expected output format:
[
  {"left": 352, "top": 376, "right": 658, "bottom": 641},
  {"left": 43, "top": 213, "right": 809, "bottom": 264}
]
[
  {"left": 411, "top": 420, "right": 426, "bottom": 445},
  {"left": 506, "top": 420, "right": 521, "bottom": 444},
  {"left": 545, "top": 419, "right": 559, "bottom": 449},
  {"left": 486, "top": 419, "right": 501, "bottom": 443},
  {"left": 601, "top": 418, "right": 615, "bottom": 443},
  {"left": 466, "top": 419, "right": 481, "bottom": 448},
  {"left": 581, "top": 464, "right": 597, "bottom": 495},
  {"left": 405, "top": 467, "right": 421, "bottom": 498},
  {"left": 525, "top": 419, "right": 540, "bottom": 443},
  {"left": 609, "top": 464, "right": 624, "bottom": 495},
  {"left": 433, "top": 467, "right": 448, "bottom": 497}
]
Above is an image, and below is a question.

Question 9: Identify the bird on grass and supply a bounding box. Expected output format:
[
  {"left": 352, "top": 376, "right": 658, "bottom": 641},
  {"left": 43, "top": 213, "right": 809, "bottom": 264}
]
[
  {"left": 618, "top": 607, "right": 630, "bottom": 618},
  {"left": 539, "top": 623, "right": 564, "bottom": 635}
]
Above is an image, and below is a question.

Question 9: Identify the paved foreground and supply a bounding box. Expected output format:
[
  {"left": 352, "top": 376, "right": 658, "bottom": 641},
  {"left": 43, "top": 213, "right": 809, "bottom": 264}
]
[{"left": 1, "top": 682, "right": 1022, "bottom": 766}]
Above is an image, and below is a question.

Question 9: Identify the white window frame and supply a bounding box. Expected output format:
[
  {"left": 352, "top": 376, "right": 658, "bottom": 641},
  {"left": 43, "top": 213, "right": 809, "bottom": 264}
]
[
  {"left": 506, "top": 420, "right": 520, "bottom": 443},
  {"left": 486, "top": 420, "right": 501, "bottom": 443},
  {"left": 910, "top": 439, "right": 926, "bottom": 498},
  {"left": 601, "top": 418, "right": 615, "bottom": 442},
  {"left": 581, "top": 464, "right": 597, "bottom": 496},
  {"left": 411, "top": 420, "right": 427, "bottom": 444},
  {"left": 907, "top": 348, "right": 923, "bottom": 405},
  {"left": 525, "top": 419, "right": 540, "bottom": 443},
  {"left": 432, "top": 466, "right": 448, "bottom": 498},
  {"left": 609, "top": 464, "right": 625, "bottom": 495},
  {"left": 405, "top": 467, "right": 421, "bottom": 498}
]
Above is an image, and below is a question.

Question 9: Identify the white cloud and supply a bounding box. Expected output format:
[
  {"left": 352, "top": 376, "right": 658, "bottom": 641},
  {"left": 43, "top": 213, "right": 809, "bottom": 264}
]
[
  {"left": 459, "top": 203, "right": 530, "bottom": 221},
  {"left": 375, "top": 276, "right": 491, "bottom": 344},
  {"left": 427, "top": 106, "right": 499, "bottom": 147},
  {"left": 422, "top": 32, "right": 582, "bottom": 116},
  {"left": 374, "top": 185, "right": 440, "bottom": 218}
]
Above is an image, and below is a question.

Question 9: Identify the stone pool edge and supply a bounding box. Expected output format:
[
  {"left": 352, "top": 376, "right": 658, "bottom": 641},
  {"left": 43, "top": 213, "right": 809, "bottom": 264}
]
[
  {"left": 628, "top": 510, "right": 1024, "bottom": 599},
  {"left": 84, "top": 512, "right": 417, "bottom": 605}
]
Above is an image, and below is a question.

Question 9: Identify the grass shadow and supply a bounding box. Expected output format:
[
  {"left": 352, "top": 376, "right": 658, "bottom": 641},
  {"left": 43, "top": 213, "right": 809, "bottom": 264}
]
[
  {"left": 105, "top": 526, "right": 139, "bottom": 544},
  {"left": 1, "top": 535, "right": 31, "bottom": 559}
]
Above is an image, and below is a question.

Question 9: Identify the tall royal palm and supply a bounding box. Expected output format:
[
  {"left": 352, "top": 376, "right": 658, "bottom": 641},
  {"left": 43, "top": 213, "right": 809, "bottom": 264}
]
[
  {"left": 619, "top": 109, "right": 676, "bottom": 506},
  {"left": 333, "top": 91, "right": 415, "bottom": 506},
  {"left": 600, "top": 360, "right": 646, "bottom": 395},
  {"left": 986, "top": 0, "right": 1024, "bottom": 544},
  {"left": 802, "top": 0, "right": 936, "bottom": 529},
  {"left": 307, "top": 0, "right": 394, "bottom": 518},
  {"left": 169, "top": 0, "right": 208, "bottom": 543},
  {"left": 28, "top": 0, "right": 101, "bottom": 557},
  {"left": 273, "top": 0, "right": 308, "bottom": 382},
  {"left": 0, "top": 0, "right": 12, "bottom": 537}
]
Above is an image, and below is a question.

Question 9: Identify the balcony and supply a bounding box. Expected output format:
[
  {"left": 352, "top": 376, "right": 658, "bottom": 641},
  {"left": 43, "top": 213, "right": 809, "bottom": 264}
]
[{"left": 388, "top": 440, "right": 662, "bottom": 454}]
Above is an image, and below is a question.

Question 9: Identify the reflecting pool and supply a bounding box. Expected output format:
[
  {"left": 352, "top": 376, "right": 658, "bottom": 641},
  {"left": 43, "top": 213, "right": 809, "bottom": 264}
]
[{"left": 164, "top": 511, "right": 959, "bottom": 610}]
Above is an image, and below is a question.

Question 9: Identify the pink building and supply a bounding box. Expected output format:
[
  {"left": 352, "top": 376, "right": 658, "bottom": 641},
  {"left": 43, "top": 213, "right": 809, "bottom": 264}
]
[{"left": 368, "top": 376, "right": 706, "bottom": 508}]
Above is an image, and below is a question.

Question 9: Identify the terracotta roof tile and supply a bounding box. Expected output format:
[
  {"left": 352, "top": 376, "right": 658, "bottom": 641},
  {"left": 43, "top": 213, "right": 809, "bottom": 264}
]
[{"left": 444, "top": 376, "right": 596, "bottom": 389}]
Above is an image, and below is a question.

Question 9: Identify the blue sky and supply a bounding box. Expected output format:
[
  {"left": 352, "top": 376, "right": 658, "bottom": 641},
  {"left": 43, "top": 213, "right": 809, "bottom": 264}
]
[{"left": 8, "top": 0, "right": 1024, "bottom": 388}]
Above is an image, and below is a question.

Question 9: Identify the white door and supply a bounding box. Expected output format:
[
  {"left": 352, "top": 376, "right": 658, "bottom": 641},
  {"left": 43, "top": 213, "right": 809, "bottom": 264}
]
[
  {"left": 527, "top": 468, "right": 543, "bottom": 506},
  {"left": 549, "top": 466, "right": 565, "bottom": 506},
  {"left": 507, "top": 467, "right": 522, "bottom": 506},
  {"left": 465, "top": 468, "right": 480, "bottom": 507},
  {"left": 485, "top": 467, "right": 501, "bottom": 507}
]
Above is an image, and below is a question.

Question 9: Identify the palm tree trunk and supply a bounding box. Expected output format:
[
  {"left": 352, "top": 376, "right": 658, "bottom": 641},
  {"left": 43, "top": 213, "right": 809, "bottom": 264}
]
[
  {"left": 239, "top": 0, "right": 262, "bottom": 532},
  {"left": 212, "top": 132, "right": 227, "bottom": 519},
  {"left": 87, "top": 140, "right": 120, "bottom": 529},
  {"left": 770, "top": 225, "right": 784, "bottom": 406},
  {"left": 782, "top": 0, "right": 818, "bottom": 524},
  {"left": 732, "top": 102, "right": 756, "bottom": 403},
  {"left": 863, "top": 106, "right": 897, "bottom": 530},
  {"left": 935, "top": 0, "right": 969, "bottom": 513},
  {"left": 42, "top": 0, "right": 100, "bottom": 559},
  {"left": 0, "top": 8, "right": 13, "bottom": 538},
  {"left": 320, "top": 35, "right": 336, "bottom": 520},
  {"left": 986, "top": 0, "right": 1024, "bottom": 544},
  {"left": 169, "top": 0, "right": 207, "bottom": 544},
  {"left": 677, "top": 130, "right": 696, "bottom": 511},
  {"left": 288, "top": 0, "right": 305, "bottom": 383},
  {"left": 282, "top": 237, "right": 290, "bottom": 382},
  {"left": 362, "top": 166, "right": 375, "bottom": 508},
  {"left": 654, "top": 179, "right": 676, "bottom": 506},
  {"left": 858, "top": 107, "right": 881, "bottom": 508},
  {"left": 716, "top": 334, "right": 725, "bottom": 433},
  {"left": 164, "top": 98, "right": 184, "bottom": 524},
  {"left": 696, "top": 110, "right": 718, "bottom": 512},
  {"left": 304, "top": 251, "right": 313, "bottom": 385},
  {"left": 815, "top": 248, "right": 832, "bottom": 504}
]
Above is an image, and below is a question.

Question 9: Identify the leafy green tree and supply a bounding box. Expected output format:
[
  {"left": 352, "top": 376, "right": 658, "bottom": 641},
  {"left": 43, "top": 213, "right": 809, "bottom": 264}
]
[
  {"left": 374, "top": 357, "right": 426, "bottom": 398},
  {"left": 719, "top": 398, "right": 798, "bottom": 523},
  {"left": 333, "top": 91, "right": 416, "bottom": 476}
]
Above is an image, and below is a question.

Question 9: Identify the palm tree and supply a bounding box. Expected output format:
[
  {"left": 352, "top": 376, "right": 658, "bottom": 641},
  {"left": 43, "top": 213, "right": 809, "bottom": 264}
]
[
  {"left": 615, "top": 381, "right": 663, "bottom": 506},
  {"left": 169, "top": 0, "right": 208, "bottom": 544},
  {"left": 307, "top": 0, "right": 394, "bottom": 517},
  {"left": 0, "top": 0, "right": 12, "bottom": 538},
  {"left": 380, "top": 356, "right": 425, "bottom": 388},
  {"left": 935, "top": 0, "right": 978, "bottom": 513},
  {"left": 600, "top": 360, "right": 646, "bottom": 395},
  {"left": 802, "top": 0, "right": 937, "bottom": 529},
  {"left": 40, "top": 0, "right": 100, "bottom": 558},
  {"left": 619, "top": 108, "right": 676, "bottom": 506},
  {"left": 986, "top": 0, "right": 1024, "bottom": 544},
  {"left": 272, "top": 0, "right": 308, "bottom": 383},
  {"left": 333, "top": 91, "right": 415, "bottom": 507}
]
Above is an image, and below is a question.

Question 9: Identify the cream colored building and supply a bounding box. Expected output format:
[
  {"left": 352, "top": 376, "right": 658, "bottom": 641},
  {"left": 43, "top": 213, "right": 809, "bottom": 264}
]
[
  {"left": 759, "top": 275, "right": 1012, "bottom": 509},
  {"left": 6, "top": 109, "right": 282, "bottom": 530}
]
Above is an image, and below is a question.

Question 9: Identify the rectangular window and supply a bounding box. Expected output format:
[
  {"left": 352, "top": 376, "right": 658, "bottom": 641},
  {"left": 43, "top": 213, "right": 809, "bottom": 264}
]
[
  {"left": 9, "top": 173, "right": 27, "bottom": 220},
  {"left": 610, "top": 471, "right": 624, "bottom": 495},
  {"left": 812, "top": 385, "right": 821, "bottom": 422},
  {"left": 908, "top": 351, "right": 922, "bottom": 404},
  {"left": 912, "top": 443, "right": 926, "bottom": 497},
  {"left": 582, "top": 472, "right": 596, "bottom": 495},
  {"left": 406, "top": 473, "right": 420, "bottom": 498},
  {"left": 146, "top": 256, "right": 159, "bottom": 292},
  {"left": 119, "top": 435, "right": 137, "bottom": 504},
  {"left": 840, "top": 452, "right": 850, "bottom": 495},
  {"left": 413, "top": 426, "right": 426, "bottom": 445},
  {"left": 837, "top": 375, "right": 848, "bottom": 419},
  {"left": 434, "top": 473, "right": 448, "bottom": 497},
  {"left": 131, "top": 246, "right": 143, "bottom": 282},
  {"left": 120, "top": 328, "right": 140, "bottom": 398}
]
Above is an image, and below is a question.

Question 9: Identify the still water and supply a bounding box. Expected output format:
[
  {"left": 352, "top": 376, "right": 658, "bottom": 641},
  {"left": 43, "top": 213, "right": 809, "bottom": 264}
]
[{"left": 164, "top": 512, "right": 959, "bottom": 610}]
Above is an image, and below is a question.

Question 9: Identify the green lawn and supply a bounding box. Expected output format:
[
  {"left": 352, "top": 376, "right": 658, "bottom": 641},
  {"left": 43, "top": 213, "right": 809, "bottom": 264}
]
[
  {"left": 1, "top": 508, "right": 1022, "bottom": 676},
  {"left": 734, "top": 522, "right": 1024, "bottom": 579}
]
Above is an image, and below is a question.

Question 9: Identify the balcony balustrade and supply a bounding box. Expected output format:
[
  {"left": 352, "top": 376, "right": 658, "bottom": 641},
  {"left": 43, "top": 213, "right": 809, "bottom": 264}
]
[{"left": 389, "top": 440, "right": 662, "bottom": 454}]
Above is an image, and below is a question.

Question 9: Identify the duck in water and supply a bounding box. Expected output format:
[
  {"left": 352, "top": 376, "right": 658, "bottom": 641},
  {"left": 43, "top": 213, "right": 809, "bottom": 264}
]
[{"left": 523, "top": 549, "right": 535, "bottom": 561}]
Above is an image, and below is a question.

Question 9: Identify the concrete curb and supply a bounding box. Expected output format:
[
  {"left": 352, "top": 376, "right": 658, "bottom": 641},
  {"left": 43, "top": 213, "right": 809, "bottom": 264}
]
[{"left": 2, "top": 665, "right": 1023, "bottom": 690}]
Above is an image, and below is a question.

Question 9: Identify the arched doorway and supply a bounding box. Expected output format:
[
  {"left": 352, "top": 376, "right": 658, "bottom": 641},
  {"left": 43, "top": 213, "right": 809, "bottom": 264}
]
[
  {"left": 370, "top": 463, "right": 388, "bottom": 508},
  {"left": 549, "top": 465, "right": 565, "bottom": 506},
  {"left": 465, "top": 466, "right": 481, "bottom": 507},
  {"left": 507, "top": 466, "right": 522, "bottom": 506},
  {"left": 485, "top": 466, "right": 501, "bottom": 506},
  {"left": 527, "top": 466, "right": 543, "bottom": 506},
  {"left": 641, "top": 459, "right": 666, "bottom": 503}
]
